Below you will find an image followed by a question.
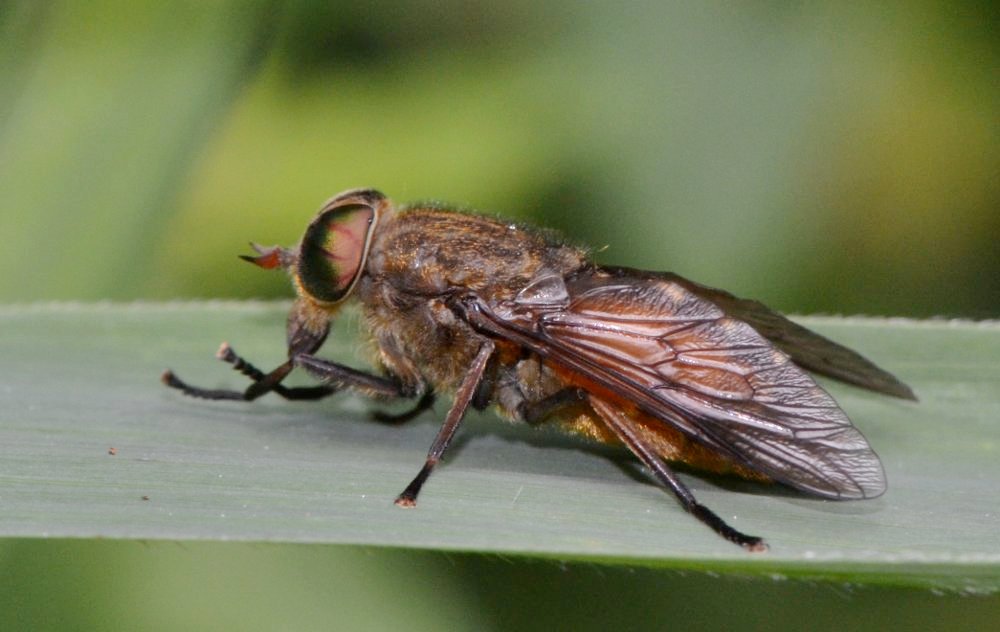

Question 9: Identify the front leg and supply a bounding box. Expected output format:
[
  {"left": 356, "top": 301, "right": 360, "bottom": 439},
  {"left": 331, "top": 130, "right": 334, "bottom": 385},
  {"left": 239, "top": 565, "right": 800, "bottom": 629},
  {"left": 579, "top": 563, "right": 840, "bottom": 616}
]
[
  {"left": 162, "top": 356, "right": 301, "bottom": 402},
  {"left": 163, "top": 350, "right": 413, "bottom": 402},
  {"left": 163, "top": 297, "right": 336, "bottom": 402},
  {"left": 164, "top": 298, "right": 417, "bottom": 402},
  {"left": 217, "top": 343, "right": 336, "bottom": 400},
  {"left": 295, "top": 354, "right": 420, "bottom": 399}
]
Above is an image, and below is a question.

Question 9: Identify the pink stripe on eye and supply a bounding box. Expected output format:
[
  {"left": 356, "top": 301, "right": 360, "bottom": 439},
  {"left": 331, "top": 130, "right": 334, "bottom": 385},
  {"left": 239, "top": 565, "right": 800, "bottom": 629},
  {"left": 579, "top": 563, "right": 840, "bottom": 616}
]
[
  {"left": 321, "top": 209, "right": 372, "bottom": 289},
  {"left": 331, "top": 222, "right": 363, "bottom": 249}
]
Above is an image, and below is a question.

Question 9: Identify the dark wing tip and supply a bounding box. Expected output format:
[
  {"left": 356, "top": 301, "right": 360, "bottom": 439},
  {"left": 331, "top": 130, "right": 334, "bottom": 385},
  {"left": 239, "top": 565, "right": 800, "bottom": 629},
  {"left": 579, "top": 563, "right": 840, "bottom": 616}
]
[
  {"left": 841, "top": 368, "right": 917, "bottom": 401},
  {"left": 886, "top": 380, "right": 918, "bottom": 402},
  {"left": 817, "top": 364, "right": 918, "bottom": 401},
  {"left": 641, "top": 268, "right": 920, "bottom": 402}
]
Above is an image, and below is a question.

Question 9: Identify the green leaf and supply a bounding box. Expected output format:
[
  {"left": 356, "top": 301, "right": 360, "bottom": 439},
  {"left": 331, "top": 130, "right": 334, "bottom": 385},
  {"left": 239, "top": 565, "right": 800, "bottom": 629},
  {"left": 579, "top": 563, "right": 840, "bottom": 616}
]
[{"left": 1, "top": 303, "right": 997, "bottom": 594}]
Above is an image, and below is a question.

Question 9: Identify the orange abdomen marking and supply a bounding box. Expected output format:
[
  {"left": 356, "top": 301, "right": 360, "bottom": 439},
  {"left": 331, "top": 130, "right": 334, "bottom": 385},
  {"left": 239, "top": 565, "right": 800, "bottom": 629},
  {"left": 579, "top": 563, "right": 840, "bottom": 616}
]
[{"left": 549, "top": 363, "right": 770, "bottom": 482}]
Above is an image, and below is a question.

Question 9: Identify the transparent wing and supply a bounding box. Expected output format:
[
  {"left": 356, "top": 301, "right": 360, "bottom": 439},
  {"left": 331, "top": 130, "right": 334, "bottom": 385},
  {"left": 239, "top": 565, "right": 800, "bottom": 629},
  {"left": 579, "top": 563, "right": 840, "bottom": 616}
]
[
  {"left": 468, "top": 269, "right": 887, "bottom": 499},
  {"left": 599, "top": 267, "right": 915, "bottom": 400}
]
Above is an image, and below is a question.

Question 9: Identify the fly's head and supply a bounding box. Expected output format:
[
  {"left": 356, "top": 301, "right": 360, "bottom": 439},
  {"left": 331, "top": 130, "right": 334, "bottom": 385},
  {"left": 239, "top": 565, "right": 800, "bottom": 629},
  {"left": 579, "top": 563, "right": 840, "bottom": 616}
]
[{"left": 241, "top": 188, "right": 390, "bottom": 310}]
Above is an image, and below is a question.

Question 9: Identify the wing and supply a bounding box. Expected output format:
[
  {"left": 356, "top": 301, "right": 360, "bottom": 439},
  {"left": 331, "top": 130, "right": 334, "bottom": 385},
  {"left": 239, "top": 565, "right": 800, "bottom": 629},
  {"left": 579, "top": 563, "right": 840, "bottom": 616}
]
[
  {"left": 601, "top": 266, "right": 916, "bottom": 400},
  {"left": 461, "top": 269, "right": 887, "bottom": 499}
]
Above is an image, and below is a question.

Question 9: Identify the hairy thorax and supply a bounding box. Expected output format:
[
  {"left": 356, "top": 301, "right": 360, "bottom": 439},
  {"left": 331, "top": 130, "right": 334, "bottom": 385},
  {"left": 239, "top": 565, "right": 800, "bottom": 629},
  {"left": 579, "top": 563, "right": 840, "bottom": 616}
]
[{"left": 355, "top": 206, "right": 587, "bottom": 392}]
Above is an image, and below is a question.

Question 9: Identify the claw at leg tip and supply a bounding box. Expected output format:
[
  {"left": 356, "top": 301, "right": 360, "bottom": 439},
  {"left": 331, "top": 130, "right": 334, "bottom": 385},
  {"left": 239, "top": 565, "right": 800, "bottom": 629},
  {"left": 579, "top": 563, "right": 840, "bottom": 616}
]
[
  {"left": 394, "top": 496, "right": 417, "bottom": 508},
  {"left": 216, "top": 342, "right": 232, "bottom": 359}
]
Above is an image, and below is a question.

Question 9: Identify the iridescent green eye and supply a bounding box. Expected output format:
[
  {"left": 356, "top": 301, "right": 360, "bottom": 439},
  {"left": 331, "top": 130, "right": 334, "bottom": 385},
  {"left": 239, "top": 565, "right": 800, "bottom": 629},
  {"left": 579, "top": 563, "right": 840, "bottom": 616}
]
[{"left": 297, "top": 197, "right": 379, "bottom": 303}]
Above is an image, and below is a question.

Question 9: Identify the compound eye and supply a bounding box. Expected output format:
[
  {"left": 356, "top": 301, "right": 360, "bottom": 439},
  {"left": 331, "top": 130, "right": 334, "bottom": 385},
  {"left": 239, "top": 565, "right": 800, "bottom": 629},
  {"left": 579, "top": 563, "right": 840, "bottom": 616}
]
[{"left": 297, "top": 202, "right": 377, "bottom": 303}]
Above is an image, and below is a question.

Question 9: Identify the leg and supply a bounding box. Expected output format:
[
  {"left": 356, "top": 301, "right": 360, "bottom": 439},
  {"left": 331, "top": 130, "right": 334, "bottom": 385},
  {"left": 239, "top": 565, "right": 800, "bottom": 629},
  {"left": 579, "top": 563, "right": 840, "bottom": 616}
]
[
  {"left": 162, "top": 359, "right": 296, "bottom": 402},
  {"left": 221, "top": 342, "right": 431, "bottom": 420},
  {"left": 588, "top": 396, "right": 767, "bottom": 552},
  {"left": 519, "top": 388, "right": 587, "bottom": 425},
  {"left": 163, "top": 344, "right": 414, "bottom": 402},
  {"left": 372, "top": 390, "right": 436, "bottom": 425},
  {"left": 217, "top": 343, "right": 337, "bottom": 400},
  {"left": 395, "top": 340, "right": 495, "bottom": 507},
  {"left": 295, "top": 354, "right": 416, "bottom": 398}
]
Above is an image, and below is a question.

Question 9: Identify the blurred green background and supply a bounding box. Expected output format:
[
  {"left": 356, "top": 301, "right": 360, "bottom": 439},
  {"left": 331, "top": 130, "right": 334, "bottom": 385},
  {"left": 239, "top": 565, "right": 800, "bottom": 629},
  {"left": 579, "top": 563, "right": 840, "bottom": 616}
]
[{"left": 1, "top": 1, "right": 997, "bottom": 629}]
